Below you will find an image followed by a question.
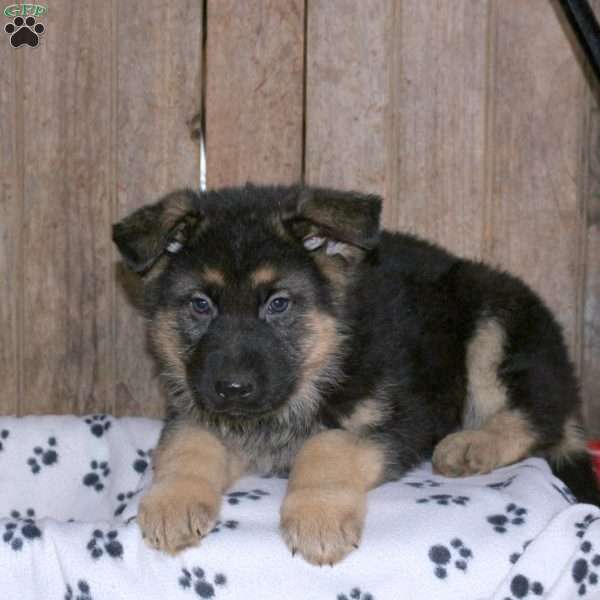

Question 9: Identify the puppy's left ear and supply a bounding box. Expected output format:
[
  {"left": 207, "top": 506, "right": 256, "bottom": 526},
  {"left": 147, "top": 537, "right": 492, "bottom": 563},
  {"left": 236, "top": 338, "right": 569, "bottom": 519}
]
[
  {"left": 283, "top": 187, "right": 382, "bottom": 261},
  {"left": 113, "top": 189, "right": 201, "bottom": 274}
]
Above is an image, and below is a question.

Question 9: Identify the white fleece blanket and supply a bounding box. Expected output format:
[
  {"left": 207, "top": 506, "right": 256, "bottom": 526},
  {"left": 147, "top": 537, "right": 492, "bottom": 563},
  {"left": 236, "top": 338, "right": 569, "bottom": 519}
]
[{"left": 0, "top": 415, "right": 598, "bottom": 600}]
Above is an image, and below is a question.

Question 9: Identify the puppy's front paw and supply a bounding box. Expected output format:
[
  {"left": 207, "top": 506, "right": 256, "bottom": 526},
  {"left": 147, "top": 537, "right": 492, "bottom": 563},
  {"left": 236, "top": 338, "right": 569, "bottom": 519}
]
[
  {"left": 280, "top": 487, "right": 366, "bottom": 566},
  {"left": 433, "top": 430, "right": 500, "bottom": 476},
  {"left": 138, "top": 477, "right": 220, "bottom": 554}
]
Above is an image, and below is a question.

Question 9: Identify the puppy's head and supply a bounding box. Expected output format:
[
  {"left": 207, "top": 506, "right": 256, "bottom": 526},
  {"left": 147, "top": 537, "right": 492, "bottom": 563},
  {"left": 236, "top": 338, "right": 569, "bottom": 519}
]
[{"left": 113, "top": 185, "right": 381, "bottom": 420}]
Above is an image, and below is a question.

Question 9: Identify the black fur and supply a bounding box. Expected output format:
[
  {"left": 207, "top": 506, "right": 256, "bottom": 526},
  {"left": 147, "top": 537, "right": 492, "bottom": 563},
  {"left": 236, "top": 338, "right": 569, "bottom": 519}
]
[{"left": 113, "top": 184, "right": 600, "bottom": 504}]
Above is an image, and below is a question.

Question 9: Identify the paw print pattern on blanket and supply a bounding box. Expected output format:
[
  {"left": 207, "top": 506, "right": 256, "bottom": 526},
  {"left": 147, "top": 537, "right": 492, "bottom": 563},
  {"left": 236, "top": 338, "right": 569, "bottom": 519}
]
[
  {"left": 572, "top": 540, "right": 600, "bottom": 596},
  {"left": 405, "top": 479, "right": 442, "bottom": 489},
  {"left": 487, "top": 475, "right": 517, "bottom": 490},
  {"left": 2, "top": 509, "right": 41, "bottom": 551},
  {"left": 82, "top": 460, "right": 110, "bottom": 492},
  {"left": 84, "top": 415, "right": 112, "bottom": 438},
  {"left": 0, "top": 428, "right": 9, "bottom": 451},
  {"left": 487, "top": 503, "right": 527, "bottom": 533},
  {"left": 178, "top": 566, "right": 227, "bottom": 597},
  {"left": 503, "top": 574, "right": 544, "bottom": 599},
  {"left": 428, "top": 538, "right": 473, "bottom": 579},
  {"left": 65, "top": 580, "right": 93, "bottom": 600},
  {"left": 210, "top": 519, "right": 239, "bottom": 534},
  {"left": 225, "top": 488, "right": 269, "bottom": 505},
  {"left": 133, "top": 449, "right": 152, "bottom": 475},
  {"left": 509, "top": 539, "right": 532, "bottom": 564},
  {"left": 114, "top": 489, "right": 142, "bottom": 517},
  {"left": 86, "top": 528, "right": 123, "bottom": 560},
  {"left": 27, "top": 436, "right": 58, "bottom": 473},
  {"left": 575, "top": 514, "right": 599, "bottom": 538},
  {"left": 337, "top": 587, "right": 374, "bottom": 600},
  {"left": 416, "top": 494, "right": 470, "bottom": 507}
]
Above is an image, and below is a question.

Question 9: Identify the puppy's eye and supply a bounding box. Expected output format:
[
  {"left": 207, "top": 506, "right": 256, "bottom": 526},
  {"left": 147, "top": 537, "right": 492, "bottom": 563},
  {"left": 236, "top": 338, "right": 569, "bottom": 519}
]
[
  {"left": 190, "top": 295, "right": 212, "bottom": 315},
  {"left": 267, "top": 295, "right": 290, "bottom": 315}
]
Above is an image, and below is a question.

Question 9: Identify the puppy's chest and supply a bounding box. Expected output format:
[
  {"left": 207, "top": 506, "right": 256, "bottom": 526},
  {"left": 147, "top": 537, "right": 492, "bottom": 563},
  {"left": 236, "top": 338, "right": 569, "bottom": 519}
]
[{"left": 214, "top": 420, "right": 324, "bottom": 476}]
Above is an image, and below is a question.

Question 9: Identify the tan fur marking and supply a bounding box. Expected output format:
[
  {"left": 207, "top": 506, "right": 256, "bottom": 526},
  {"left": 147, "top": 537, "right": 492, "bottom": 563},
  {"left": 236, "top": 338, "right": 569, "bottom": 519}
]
[
  {"left": 340, "top": 399, "right": 388, "bottom": 434},
  {"left": 302, "top": 310, "right": 340, "bottom": 373},
  {"left": 549, "top": 417, "right": 587, "bottom": 465},
  {"left": 250, "top": 265, "right": 277, "bottom": 287},
  {"left": 203, "top": 267, "right": 225, "bottom": 286},
  {"left": 139, "top": 426, "right": 245, "bottom": 555},
  {"left": 464, "top": 318, "right": 508, "bottom": 428},
  {"left": 150, "top": 311, "right": 184, "bottom": 376},
  {"left": 280, "top": 430, "right": 384, "bottom": 565},
  {"left": 433, "top": 410, "right": 537, "bottom": 477}
]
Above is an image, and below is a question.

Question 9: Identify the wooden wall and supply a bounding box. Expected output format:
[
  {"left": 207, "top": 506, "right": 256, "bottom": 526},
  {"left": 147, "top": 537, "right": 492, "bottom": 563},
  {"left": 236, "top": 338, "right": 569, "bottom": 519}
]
[{"left": 1, "top": 1, "right": 599, "bottom": 433}]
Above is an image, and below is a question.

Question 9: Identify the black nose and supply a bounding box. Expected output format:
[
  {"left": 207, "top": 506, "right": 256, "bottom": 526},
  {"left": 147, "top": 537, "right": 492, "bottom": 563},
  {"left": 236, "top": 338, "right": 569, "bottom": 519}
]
[{"left": 214, "top": 379, "right": 255, "bottom": 401}]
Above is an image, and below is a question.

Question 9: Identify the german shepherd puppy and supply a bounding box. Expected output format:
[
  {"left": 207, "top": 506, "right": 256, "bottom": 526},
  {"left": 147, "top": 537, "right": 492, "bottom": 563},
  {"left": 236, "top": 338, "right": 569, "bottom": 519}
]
[{"left": 113, "top": 184, "right": 600, "bottom": 566}]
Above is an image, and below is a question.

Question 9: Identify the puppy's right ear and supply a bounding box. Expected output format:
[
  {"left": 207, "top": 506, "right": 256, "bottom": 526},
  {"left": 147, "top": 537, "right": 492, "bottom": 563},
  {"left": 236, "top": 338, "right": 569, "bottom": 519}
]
[{"left": 112, "top": 189, "right": 201, "bottom": 274}]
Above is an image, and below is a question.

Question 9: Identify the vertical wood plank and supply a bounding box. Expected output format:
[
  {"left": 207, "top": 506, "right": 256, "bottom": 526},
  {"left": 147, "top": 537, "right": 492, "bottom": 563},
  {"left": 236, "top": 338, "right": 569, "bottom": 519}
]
[
  {"left": 20, "top": 1, "right": 113, "bottom": 414},
  {"left": 582, "top": 100, "right": 600, "bottom": 435},
  {"left": 0, "top": 35, "right": 21, "bottom": 414},
  {"left": 487, "top": 0, "right": 586, "bottom": 357},
  {"left": 114, "top": 0, "right": 202, "bottom": 417},
  {"left": 386, "top": 0, "right": 489, "bottom": 259},
  {"left": 205, "top": 0, "right": 304, "bottom": 187},
  {"left": 305, "top": 0, "right": 390, "bottom": 195},
  {"left": 305, "top": 0, "right": 489, "bottom": 261}
]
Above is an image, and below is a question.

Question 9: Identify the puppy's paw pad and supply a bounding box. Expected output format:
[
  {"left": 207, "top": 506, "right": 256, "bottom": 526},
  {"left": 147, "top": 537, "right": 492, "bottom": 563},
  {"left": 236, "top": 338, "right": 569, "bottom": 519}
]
[
  {"left": 280, "top": 488, "right": 365, "bottom": 566},
  {"left": 138, "top": 479, "right": 219, "bottom": 554},
  {"left": 433, "top": 430, "right": 499, "bottom": 476}
]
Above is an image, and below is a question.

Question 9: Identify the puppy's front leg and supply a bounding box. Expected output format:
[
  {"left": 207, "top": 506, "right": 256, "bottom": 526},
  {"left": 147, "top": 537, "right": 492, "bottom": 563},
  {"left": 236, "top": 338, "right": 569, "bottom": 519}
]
[
  {"left": 138, "top": 424, "right": 244, "bottom": 554},
  {"left": 280, "top": 430, "right": 385, "bottom": 566}
]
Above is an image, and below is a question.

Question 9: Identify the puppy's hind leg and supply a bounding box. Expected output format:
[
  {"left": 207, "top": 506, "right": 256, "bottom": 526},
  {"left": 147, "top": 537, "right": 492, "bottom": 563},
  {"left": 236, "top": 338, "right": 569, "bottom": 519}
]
[{"left": 433, "top": 409, "right": 537, "bottom": 476}]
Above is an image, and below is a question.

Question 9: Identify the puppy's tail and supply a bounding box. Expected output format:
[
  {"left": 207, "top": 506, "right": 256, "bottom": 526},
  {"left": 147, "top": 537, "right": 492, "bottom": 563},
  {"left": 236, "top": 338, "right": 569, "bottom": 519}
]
[{"left": 549, "top": 452, "right": 600, "bottom": 506}]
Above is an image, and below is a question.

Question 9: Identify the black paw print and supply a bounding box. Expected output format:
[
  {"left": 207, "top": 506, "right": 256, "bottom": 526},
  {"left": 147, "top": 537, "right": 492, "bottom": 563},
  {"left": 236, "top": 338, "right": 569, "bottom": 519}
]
[
  {"left": 65, "top": 580, "right": 93, "bottom": 600},
  {"left": 572, "top": 540, "right": 600, "bottom": 596},
  {"left": 575, "top": 514, "right": 598, "bottom": 538},
  {"left": 178, "top": 566, "right": 226, "bottom": 597},
  {"left": 225, "top": 489, "right": 269, "bottom": 505},
  {"left": 509, "top": 539, "right": 533, "bottom": 564},
  {"left": 114, "top": 489, "right": 142, "bottom": 517},
  {"left": 503, "top": 574, "right": 544, "bottom": 599},
  {"left": 0, "top": 429, "right": 9, "bottom": 451},
  {"left": 428, "top": 538, "right": 473, "bottom": 579},
  {"left": 210, "top": 519, "right": 239, "bottom": 534},
  {"left": 417, "top": 493, "right": 470, "bottom": 507},
  {"left": 487, "top": 475, "right": 517, "bottom": 490},
  {"left": 337, "top": 587, "right": 374, "bottom": 600},
  {"left": 133, "top": 448, "right": 152, "bottom": 474},
  {"left": 27, "top": 437, "right": 58, "bottom": 473},
  {"left": 4, "top": 16, "right": 44, "bottom": 48},
  {"left": 86, "top": 528, "right": 123, "bottom": 560},
  {"left": 405, "top": 479, "right": 442, "bottom": 489},
  {"left": 487, "top": 503, "right": 527, "bottom": 533},
  {"left": 82, "top": 460, "right": 110, "bottom": 492},
  {"left": 84, "top": 415, "right": 112, "bottom": 438},
  {"left": 2, "top": 508, "right": 41, "bottom": 551}
]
